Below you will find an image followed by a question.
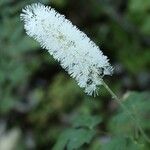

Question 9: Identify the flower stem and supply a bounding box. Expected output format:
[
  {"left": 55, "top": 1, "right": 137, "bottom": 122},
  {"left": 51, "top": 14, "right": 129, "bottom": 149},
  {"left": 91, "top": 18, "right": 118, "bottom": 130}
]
[{"left": 101, "top": 79, "right": 150, "bottom": 143}]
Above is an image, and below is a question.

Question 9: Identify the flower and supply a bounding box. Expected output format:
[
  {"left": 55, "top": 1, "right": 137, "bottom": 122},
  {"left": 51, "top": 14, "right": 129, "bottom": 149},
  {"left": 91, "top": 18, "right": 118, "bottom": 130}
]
[{"left": 20, "top": 3, "right": 113, "bottom": 96}]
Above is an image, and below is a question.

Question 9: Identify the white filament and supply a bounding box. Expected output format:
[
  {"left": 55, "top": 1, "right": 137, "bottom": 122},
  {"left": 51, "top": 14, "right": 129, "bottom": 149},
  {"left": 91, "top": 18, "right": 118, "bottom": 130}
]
[{"left": 20, "top": 3, "right": 113, "bottom": 96}]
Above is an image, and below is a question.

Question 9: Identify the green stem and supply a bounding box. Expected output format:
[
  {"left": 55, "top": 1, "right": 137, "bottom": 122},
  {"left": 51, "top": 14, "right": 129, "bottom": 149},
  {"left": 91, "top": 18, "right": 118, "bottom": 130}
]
[{"left": 101, "top": 80, "right": 150, "bottom": 143}]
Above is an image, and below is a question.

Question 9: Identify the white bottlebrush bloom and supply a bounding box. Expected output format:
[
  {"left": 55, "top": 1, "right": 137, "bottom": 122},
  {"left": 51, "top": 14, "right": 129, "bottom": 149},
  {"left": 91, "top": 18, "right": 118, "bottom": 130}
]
[{"left": 20, "top": 3, "right": 113, "bottom": 96}]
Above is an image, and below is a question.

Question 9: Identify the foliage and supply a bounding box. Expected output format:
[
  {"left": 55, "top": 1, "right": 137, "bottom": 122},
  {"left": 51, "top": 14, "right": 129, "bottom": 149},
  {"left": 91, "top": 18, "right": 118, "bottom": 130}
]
[
  {"left": 53, "top": 114, "right": 101, "bottom": 150},
  {"left": 0, "top": 0, "right": 150, "bottom": 150},
  {"left": 108, "top": 92, "right": 150, "bottom": 135}
]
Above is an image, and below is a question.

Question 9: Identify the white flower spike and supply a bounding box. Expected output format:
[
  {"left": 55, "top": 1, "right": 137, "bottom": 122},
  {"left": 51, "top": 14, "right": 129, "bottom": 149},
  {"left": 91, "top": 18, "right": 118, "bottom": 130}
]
[{"left": 20, "top": 3, "right": 113, "bottom": 96}]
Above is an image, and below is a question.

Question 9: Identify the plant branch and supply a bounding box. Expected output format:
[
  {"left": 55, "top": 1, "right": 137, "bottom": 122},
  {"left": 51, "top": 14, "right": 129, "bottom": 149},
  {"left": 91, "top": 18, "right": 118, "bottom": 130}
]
[{"left": 101, "top": 79, "right": 150, "bottom": 143}]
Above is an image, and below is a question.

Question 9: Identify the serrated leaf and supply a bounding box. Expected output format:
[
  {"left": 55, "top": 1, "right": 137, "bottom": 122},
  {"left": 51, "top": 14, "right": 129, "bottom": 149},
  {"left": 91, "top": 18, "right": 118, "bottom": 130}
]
[
  {"left": 72, "top": 114, "right": 102, "bottom": 129},
  {"left": 101, "top": 136, "right": 145, "bottom": 150},
  {"left": 108, "top": 92, "right": 150, "bottom": 135},
  {"left": 53, "top": 128, "right": 95, "bottom": 150}
]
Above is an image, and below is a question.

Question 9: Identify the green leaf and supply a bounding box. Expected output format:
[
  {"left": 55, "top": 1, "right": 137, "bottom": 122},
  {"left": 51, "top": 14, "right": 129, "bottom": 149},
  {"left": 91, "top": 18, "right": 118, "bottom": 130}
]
[
  {"left": 53, "top": 128, "right": 95, "bottom": 150},
  {"left": 101, "top": 136, "right": 145, "bottom": 150},
  {"left": 72, "top": 114, "right": 102, "bottom": 129},
  {"left": 108, "top": 92, "right": 150, "bottom": 135}
]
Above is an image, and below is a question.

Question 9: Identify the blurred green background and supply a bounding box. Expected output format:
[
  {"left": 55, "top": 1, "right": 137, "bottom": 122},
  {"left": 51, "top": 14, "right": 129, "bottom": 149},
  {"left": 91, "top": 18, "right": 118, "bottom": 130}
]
[{"left": 0, "top": 0, "right": 150, "bottom": 150}]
